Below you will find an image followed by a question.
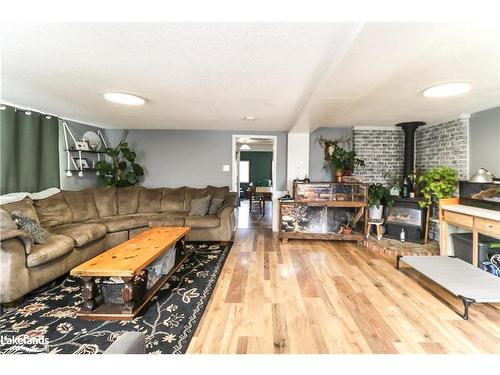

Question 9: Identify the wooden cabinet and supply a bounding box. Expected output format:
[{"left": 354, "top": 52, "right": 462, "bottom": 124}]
[
  {"left": 279, "top": 182, "right": 368, "bottom": 242},
  {"left": 439, "top": 198, "right": 500, "bottom": 266}
]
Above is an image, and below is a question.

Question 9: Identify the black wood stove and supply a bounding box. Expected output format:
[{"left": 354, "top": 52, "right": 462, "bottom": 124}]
[{"left": 384, "top": 197, "right": 427, "bottom": 243}]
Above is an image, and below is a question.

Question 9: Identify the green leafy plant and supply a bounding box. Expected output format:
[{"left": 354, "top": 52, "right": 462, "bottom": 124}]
[
  {"left": 95, "top": 134, "right": 144, "bottom": 187},
  {"left": 368, "top": 183, "right": 394, "bottom": 209},
  {"left": 328, "top": 141, "right": 365, "bottom": 173},
  {"left": 417, "top": 167, "right": 458, "bottom": 208},
  {"left": 342, "top": 211, "right": 355, "bottom": 229}
]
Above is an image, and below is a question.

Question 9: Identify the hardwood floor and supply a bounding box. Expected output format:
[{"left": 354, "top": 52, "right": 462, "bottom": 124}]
[
  {"left": 188, "top": 228, "right": 500, "bottom": 354},
  {"left": 237, "top": 200, "right": 272, "bottom": 229}
]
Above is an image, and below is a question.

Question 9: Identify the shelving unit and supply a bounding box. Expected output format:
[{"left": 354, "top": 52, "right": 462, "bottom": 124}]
[
  {"left": 279, "top": 181, "right": 368, "bottom": 242},
  {"left": 62, "top": 122, "right": 109, "bottom": 177}
]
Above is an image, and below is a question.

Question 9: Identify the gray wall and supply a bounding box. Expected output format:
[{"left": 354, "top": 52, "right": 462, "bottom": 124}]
[
  {"left": 107, "top": 129, "right": 287, "bottom": 190},
  {"left": 469, "top": 106, "right": 500, "bottom": 177},
  {"left": 58, "top": 119, "right": 106, "bottom": 191},
  {"left": 309, "top": 127, "right": 353, "bottom": 181}
]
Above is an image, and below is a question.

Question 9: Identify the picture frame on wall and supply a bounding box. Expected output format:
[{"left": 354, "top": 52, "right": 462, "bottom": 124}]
[{"left": 72, "top": 157, "right": 90, "bottom": 169}]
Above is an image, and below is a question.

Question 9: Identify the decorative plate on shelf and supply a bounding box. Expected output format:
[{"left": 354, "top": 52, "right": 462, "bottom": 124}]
[{"left": 83, "top": 131, "right": 102, "bottom": 151}]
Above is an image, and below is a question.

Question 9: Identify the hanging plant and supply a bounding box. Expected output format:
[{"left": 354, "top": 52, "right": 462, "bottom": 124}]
[{"left": 95, "top": 133, "right": 144, "bottom": 187}]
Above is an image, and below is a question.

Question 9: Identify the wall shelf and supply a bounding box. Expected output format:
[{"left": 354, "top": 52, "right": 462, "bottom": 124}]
[{"left": 62, "top": 122, "right": 109, "bottom": 176}]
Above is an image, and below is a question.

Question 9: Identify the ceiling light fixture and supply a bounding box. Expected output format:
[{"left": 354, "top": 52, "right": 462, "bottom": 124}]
[
  {"left": 242, "top": 116, "right": 257, "bottom": 121},
  {"left": 423, "top": 82, "right": 471, "bottom": 98},
  {"left": 239, "top": 144, "right": 252, "bottom": 150},
  {"left": 104, "top": 92, "right": 145, "bottom": 105}
]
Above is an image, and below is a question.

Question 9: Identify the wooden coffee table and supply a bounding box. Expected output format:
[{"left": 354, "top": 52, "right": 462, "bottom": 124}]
[{"left": 70, "top": 226, "right": 190, "bottom": 321}]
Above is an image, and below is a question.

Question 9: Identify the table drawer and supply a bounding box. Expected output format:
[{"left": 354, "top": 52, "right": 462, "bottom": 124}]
[
  {"left": 474, "top": 217, "right": 500, "bottom": 235},
  {"left": 444, "top": 211, "right": 473, "bottom": 228}
]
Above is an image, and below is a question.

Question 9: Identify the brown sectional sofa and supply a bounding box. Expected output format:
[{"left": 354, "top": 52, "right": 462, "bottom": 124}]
[{"left": 0, "top": 185, "right": 237, "bottom": 304}]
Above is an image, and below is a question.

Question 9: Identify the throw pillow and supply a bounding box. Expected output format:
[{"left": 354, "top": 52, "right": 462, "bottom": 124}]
[
  {"left": 189, "top": 195, "right": 211, "bottom": 216},
  {"left": 11, "top": 210, "right": 49, "bottom": 244},
  {"left": 208, "top": 197, "right": 224, "bottom": 215},
  {"left": 0, "top": 208, "right": 17, "bottom": 229}
]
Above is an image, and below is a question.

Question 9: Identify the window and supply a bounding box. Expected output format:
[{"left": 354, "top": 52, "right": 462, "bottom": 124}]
[{"left": 239, "top": 160, "right": 250, "bottom": 183}]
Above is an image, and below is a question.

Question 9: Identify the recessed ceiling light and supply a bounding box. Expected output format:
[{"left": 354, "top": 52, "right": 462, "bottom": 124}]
[
  {"left": 242, "top": 116, "right": 257, "bottom": 121},
  {"left": 423, "top": 82, "right": 471, "bottom": 98},
  {"left": 239, "top": 144, "right": 252, "bottom": 150},
  {"left": 104, "top": 92, "right": 145, "bottom": 105}
]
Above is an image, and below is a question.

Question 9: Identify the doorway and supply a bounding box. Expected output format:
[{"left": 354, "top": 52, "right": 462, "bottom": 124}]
[{"left": 232, "top": 135, "right": 277, "bottom": 229}]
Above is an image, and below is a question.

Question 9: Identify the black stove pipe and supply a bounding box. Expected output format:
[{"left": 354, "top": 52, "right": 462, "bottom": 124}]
[{"left": 396, "top": 121, "right": 425, "bottom": 180}]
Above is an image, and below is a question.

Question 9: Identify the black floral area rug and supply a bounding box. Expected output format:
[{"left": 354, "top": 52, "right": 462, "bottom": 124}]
[{"left": 0, "top": 241, "right": 232, "bottom": 354}]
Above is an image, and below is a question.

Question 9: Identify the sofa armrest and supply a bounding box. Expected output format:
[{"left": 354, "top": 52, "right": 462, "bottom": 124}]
[
  {"left": 0, "top": 228, "right": 32, "bottom": 254},
  {"left": 217, "top": 192, "right": 237, "bottom": 217},
  {"left": 0, "top": 236, "right": 31, "bottom": 303},
  {"left": 104, "top": 332, "right": 146, "bottom": 354}
]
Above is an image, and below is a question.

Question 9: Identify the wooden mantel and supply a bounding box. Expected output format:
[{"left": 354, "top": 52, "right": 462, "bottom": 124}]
[{"left": 439, "top": 197, "right": 500, "bottom": 266}]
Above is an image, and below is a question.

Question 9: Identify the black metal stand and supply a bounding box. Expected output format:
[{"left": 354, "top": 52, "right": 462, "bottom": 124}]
[
  {"left": 458, "top": 295, "right": 476, "bottom": 320},
  {"left": 396, "top": 255, "right": 403, "bottom": 270}
]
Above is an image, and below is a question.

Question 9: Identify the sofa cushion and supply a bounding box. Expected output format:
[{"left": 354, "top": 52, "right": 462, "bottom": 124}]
[
  {"left": 93, "top": 187, "right": 118, "bottom": 217},
  {"left": 138, "top": 188, "right": 162, "bottom": 213},
  {"left": 88, "top": 213, "right": 154, "bottom": 233},
  {"left": 33, "top": 192, "right": 73, "bottom": 228},
  {"left": 117, "top": 186, "right": 142, "bottom": 215},
  {"left": 63, "top": 190, "right": 99, "bottom": 222},
  {"left": 1, "top": 197, "right": 39, "bottom": 222},
  {"left": 207, "top": 185, "right": 230, "bottom": 200},
  {"left": 161, "top": 187, "right": 186, "bottom": 212},
  {"left": 185, "top": 215, "right": 220, "bottom": 229},
  {"left": 26, "top": 234, "right": 75, "bottom": 268},
  {"left": 148, "top": 211, "right": 187, "bottom": 227},
  {"left": 49, "top": 223, "right": 107, "bottom": 247},
  {"left": 184, "top": 188, "right": 208, "bottom": 211},
  {"left": 208, "top": 197, "right": 224, "bottom": 215},
  {"left": 189, "top": 195, "right": 211, "bottom": 216}
]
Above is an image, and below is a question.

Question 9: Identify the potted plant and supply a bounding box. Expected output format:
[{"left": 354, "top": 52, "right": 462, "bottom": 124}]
[
  {"left": 342, "top": 211, "right": 355, "bottom": 234},
  {"left": 95, "top": 133, "right": 145, "bottom": 187},
  {"left": 328, "top": 141, "right": 365, "bottom": 182},
  {"left": 368, "top": 183, "right": 394, "bottom": 220},
  {"left": 417, "top": 167, "right": 458, "bottom": 216}
]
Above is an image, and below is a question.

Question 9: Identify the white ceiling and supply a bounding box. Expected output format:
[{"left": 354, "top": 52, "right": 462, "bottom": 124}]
[
  {"left": 1, "top": 22, "right": 499, "bottom": 131},
  {"left": 309, "top": 23, "right": 500, "bottom": 130}
]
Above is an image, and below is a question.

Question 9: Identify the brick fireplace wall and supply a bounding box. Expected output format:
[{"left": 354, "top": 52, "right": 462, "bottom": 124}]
[
  {"left": 353, "top": 128, "right": 404, "bottom": 185},
  {"left": 415, "top": 119, "right": 469, "bottom": 180},
  {"left": 353, "top": 119, "right": 469, "bottom": 241}
]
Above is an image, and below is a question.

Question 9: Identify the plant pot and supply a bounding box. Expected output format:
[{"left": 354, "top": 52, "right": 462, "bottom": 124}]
[
  {"left": 343, "top": 227, "right": 353, "bottom": 235},
  {"left": 335, "top": 169, "right": 344, "bottom": 183},
  {"left": 369, "top": 205, "right": 384, "bottom": 220}
]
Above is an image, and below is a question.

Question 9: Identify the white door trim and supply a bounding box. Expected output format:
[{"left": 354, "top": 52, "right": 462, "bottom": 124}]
[{"left": 231, "top": 134, "right": 278, "bottom": 194}]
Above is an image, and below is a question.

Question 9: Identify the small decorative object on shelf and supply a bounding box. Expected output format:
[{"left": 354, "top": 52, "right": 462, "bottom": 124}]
[
  {"left": 75, "top": 140, "right": 90, "bottom": 151},
  {"left": 73, "top": 157, "right": 90, "bottom": 169}
]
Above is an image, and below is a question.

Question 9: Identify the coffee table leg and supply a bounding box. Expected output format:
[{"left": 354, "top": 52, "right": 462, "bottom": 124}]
[
  {"left": 121, "top": 277, "right": 134, "bottom": 313},
  {"left": 81, "top": 277, "right": 96, "bottom": 311}
]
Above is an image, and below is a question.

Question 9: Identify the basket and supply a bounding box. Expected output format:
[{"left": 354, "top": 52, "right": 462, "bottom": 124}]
[{"left": 100, "top": 271, "right": 148, "bottom": 305}]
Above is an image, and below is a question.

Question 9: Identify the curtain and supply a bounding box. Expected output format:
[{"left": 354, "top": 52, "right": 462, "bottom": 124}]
[{"left": 0, "top": 105, "right": 60, "bottom": 194}]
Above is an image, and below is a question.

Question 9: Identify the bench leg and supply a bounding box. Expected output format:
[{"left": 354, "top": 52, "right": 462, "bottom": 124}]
[
  {"left": 458, "top": 295, "right": 476, "bottom": 320},
  {"left": 396, "top": 255, "right": 403, "bottom": 270}
]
